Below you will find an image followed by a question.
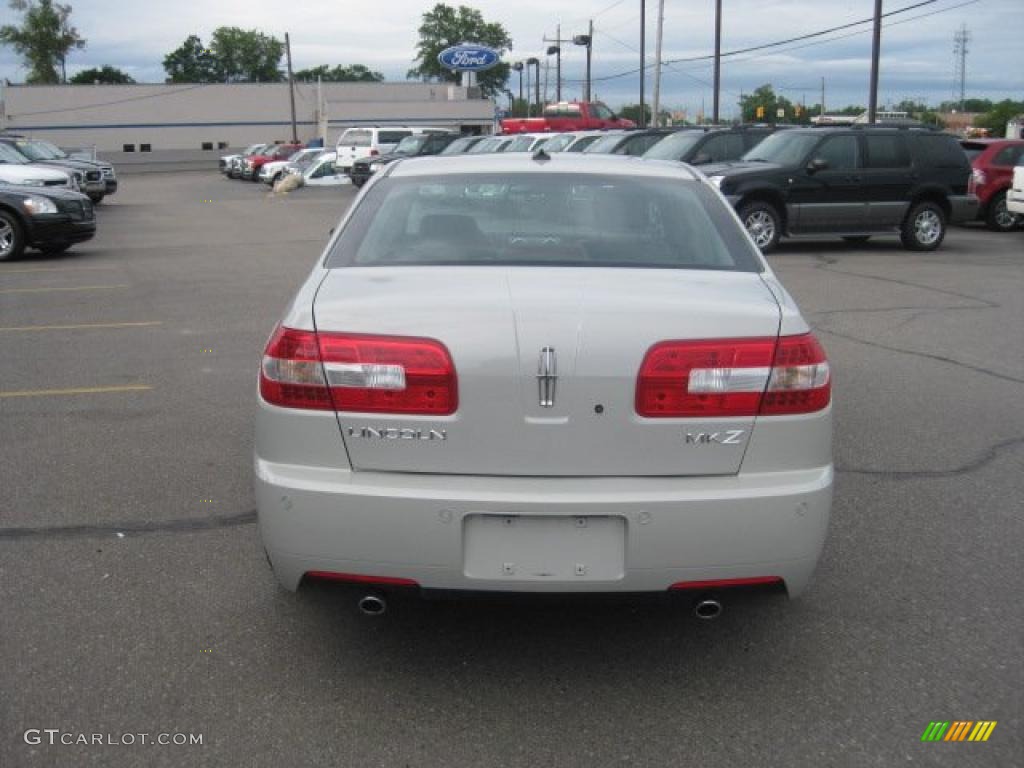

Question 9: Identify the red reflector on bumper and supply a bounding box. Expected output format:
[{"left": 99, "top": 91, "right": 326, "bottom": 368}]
[
  {"left": 305, "top": 571, "right": 419, "bottom": 587},
  {"left": 668, "top": 576, "right": 783, "bottom": 591}
]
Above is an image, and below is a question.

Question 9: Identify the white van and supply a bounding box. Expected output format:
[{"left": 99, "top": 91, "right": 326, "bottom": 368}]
[{"left": 334, "top": 126, "right": 452, "bottom": 172}]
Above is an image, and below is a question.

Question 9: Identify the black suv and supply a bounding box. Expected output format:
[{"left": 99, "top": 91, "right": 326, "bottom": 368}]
[
  {"left": 0, "top": 184, "right": 96, "bottom": 261},
  {"left": 350, "top": 133, "right": 461, "bottom": 187},
  {"left": 643, "top": 124, "right": 778, "bottom": 166},
  {"left": 703, "top": 126, "right": 978, "bottom": 252}
]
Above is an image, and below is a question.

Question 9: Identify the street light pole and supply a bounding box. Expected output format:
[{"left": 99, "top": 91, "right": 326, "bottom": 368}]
[
  {"left": 868, "top": 0, "right": 883, "bottom": 123},
  {"left": 526, "top": 57, "right": 540, "bottom": 115},
  {"left": 512, "top": 62, "right": 528, "bottom": 115}
]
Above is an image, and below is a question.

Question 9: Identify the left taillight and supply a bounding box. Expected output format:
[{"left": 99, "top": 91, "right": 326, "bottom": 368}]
[
  {"left": 260, "top": 326, "right": 457, "bottom": 415},
  {"left": 318, "top": 332, "right": 457, "bottom": 415}
]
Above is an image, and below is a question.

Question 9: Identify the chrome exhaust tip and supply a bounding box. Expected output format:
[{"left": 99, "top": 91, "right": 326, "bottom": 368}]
[
  {"left": 357, "top": 594, "right": 387, "bottom": 616},
  {"left": 693, "top": 597, "right": 723, "bottom": 620}
]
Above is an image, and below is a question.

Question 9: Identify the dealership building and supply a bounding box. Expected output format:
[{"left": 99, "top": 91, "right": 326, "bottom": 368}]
[{"left": 0, "top": 81, "right": 496, "bottom": 167}]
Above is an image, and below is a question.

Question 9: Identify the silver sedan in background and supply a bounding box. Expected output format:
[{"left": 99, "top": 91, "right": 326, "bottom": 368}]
[{"left": 255, "top": 154, "right": 833, "bottom": 616}]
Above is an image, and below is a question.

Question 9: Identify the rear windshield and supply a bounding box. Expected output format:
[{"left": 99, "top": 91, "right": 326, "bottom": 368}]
[
  {"left": 340, "top": 130, "right": 372, "bottom": 147},
  {"left": 584, "top": 134, "right": 625, "bottom": 154},
  {"left": 643, "top": 131, "right": 705, "bottom": 161},
  {"left": 567, "top": 135, "right": 601, "bottom": 152},
  {"left": 327, "top": 173, "right": 761, "bottom": 272},
  {"left": 378, "top": 131, "right": 411, "bottom": 144}
]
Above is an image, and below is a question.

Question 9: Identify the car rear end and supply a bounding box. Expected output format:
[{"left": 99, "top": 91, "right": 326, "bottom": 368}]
[{"left": 255, "top": 156, "right": 832, "bottom": 605}]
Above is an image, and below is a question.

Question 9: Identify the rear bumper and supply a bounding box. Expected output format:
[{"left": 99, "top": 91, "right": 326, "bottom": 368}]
[
  {"left": 948, "top": 194, "right": 980, "bottom": 224},
  {"left": 256, "top": 460, "right": 832, "bottom": 598}
]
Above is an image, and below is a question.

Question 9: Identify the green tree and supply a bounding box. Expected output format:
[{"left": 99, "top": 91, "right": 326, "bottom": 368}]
[
  {"left": 294, "top": 64, "right": 384, "bottom": 82},
  {"left": 975, "top": 99, "right": 1024, "bottom": 136},
  {"left": 69, "top": 65, "right": 134, "bottom": 84},
  {"left": 163, "top": 29, "right": 283, "bottom": 83},
  {"left": 209, "top": 27, "right": 283, "bottom": 82},
  {"left": 407, "top": 3, "right": 512, "bottom": 98},
  {"left": 0, "top": 0, "right": 85, "bottom": 83},
  {"left": 163, "top": 34, "right": 218, "bottom": 83},
  {"left": 618, "top": 103, "right": 651, "bottom": 125},
  {"left": 737, "top": 84, "right": 796, "bottom": 123}
]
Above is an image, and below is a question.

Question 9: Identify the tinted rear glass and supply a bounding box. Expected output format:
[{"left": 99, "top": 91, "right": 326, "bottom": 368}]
[
  {"left": 864, "top": 134, "right": 910, "bottom": 168},
  {"left": 378, "top": 131, "right": 411, "bottom": 144},
  {"left": 644, "top": 131, "right": 704, "bottom": 161},
  {"left": 327, "top": 174, "right": 761, "bottom": 272},
  {"left": 567, "top": 136, "right": 601, "bottom": 152},
  {"left": 915, "top": 135, "right": 970, "bottom": 168}
]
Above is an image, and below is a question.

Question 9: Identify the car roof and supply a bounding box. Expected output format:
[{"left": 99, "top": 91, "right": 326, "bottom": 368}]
[{"left": 386, "top": 152, "right": 702, "bottom": 181}]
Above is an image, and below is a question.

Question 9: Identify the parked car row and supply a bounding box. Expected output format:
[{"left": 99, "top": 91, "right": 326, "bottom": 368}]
[
  {"left": 222, "top": 120, "right": 1013, "bottom": 254},
  {"left": 0, "top": 133, "right": 113, "bottom": 261}
]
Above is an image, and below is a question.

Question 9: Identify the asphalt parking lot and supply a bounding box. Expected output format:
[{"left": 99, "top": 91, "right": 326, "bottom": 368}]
[{"left": 1, "top": 172, "right": 1021, "bottom": 767}]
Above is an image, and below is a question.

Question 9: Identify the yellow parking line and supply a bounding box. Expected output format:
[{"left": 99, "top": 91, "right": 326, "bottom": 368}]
[
  {"left": 0, "top": 266, "right": 115, "bottom": 274},
  {"left": 0, "top": 385, "right": 152, "bottom": 399},
  {"left": 0, "top": 284, "right": 129, "bottom": 295},
  {"left": 0, "top": 321, "right": 162, "bottom": 333}
]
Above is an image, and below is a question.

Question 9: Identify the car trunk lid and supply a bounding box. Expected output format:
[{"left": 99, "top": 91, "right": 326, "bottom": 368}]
[{"left": 313, "top": 267, "right": 781, "bottom": 476}]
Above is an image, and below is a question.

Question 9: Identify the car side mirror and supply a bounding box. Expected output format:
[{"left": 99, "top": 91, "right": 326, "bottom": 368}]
[
  {"left": 692, "top": 152, "right": 711, "bottom": 165},
  {"left": 807, "top": 157, "right": 829, "bottom": 173}
]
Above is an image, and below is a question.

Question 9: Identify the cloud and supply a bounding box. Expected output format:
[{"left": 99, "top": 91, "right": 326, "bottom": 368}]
[{"left": 1, "top": 0, "right": 1020, "bottom": 112}]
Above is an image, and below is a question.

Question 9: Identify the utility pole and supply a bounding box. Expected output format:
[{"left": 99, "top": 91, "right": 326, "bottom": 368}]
[
  {"left": 588, "top": 20, "right": 593, "bottom": 101},
  {"left": 285, "top": 33, "right": 298, "bottom": 142},
  {"left": 953, "top": 24, "right": 970, "bottom": 111},
  {"left": 820, "top": 76, "right": 826, "bottom": 117},
  {"left": 639, "top": 0, "right": 646, "bottom": 128},
  {"left": 652, "top": 0, "right": 665, "bottom": 127},
  {"left": 867, "top": 0, "right": 883, "bottom": 123},
  {"left": 713, "top": 0, "right": 722, "bottom": 123},
  {"left": 544, "top": 27, "right": 572, "bottom": 102},
  {"left": 556, "top": 24, "right": 561, "bottom": 101}
]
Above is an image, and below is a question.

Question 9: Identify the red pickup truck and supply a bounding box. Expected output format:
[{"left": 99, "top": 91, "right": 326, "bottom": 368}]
[{"left": 501, "top": 101, "right": 635, "bottom": 134}]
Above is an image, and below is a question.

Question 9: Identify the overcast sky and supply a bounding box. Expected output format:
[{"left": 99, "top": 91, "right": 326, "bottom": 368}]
[{"left": 1, "top": 0, "right": 1021, "bottom": 115}]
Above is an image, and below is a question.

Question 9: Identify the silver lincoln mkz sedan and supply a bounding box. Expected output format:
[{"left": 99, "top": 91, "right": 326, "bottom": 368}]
[{"left": 256, "top": 153, "right": 833, "bottom": 616}]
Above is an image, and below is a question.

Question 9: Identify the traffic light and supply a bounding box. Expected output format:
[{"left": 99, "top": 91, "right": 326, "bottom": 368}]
[{"left": 756, "top": 105, "right": 765, "bottom": 119}]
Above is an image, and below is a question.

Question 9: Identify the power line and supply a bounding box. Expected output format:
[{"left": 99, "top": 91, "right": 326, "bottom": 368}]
[
  {"left": 664, "top": 0, "right": 941, "bottom": 65},
  {"left": 564, "top": 0, "right": 978, "bottom": 86}
]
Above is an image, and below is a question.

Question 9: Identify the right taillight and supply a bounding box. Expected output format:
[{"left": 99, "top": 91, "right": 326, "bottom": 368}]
[
  {"left": 759, "top": 333, "right": 831, "bottom": 414},
  {"left": 636, "top": 333, "right": 830, "bottom": 417},
  {"left": 259, "top": 326, "right": 457, "bottom": 415}
]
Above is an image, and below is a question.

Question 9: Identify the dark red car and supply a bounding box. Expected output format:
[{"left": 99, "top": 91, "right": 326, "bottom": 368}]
[
  {"left": 962, "top": 139, "right": 1024, "bottom": 231},
  {"left": 240, "top": 143, "right": 303, "bottom": 181}
]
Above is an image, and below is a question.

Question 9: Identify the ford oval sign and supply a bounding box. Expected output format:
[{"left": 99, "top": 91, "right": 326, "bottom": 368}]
[{"left": 438, "top": 44, "right": 501, "bottom": 72}]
